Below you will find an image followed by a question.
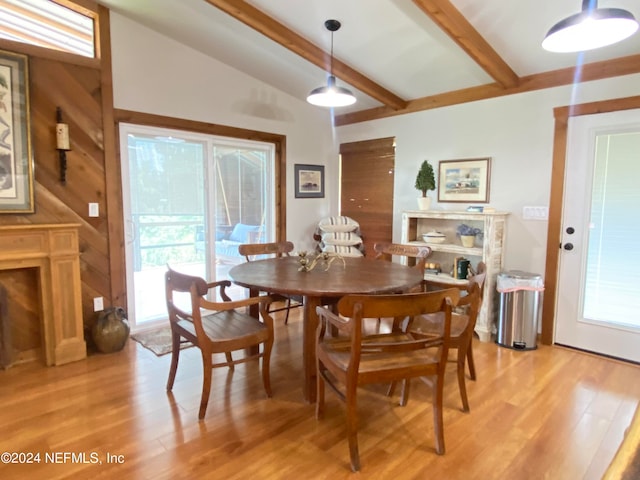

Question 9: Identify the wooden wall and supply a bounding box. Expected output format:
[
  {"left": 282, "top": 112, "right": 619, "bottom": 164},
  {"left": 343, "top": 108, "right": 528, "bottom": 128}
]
[{"left": 0, "top": 4, "right": 124, "bottom": 359}]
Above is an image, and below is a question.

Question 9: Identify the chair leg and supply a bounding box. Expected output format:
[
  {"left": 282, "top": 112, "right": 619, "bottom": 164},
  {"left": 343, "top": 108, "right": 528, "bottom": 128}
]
[
  {"left": 457, "top": 350, "right": 470, "bottom": 412},
  {"left": 198, "top": 351, "right": 213, "bottom": 420},
  {"left": 467, "top": 341, "right": 476, "bottom": 381},
  {"left": 399, "top": 379, "right": 411, "bottom": 407},
  {"left": 345, "top": 384, "right": 361, "bottom": 472},
  {"left": 386, "top": 381, "right": 397, "bottom": 398},
  {"left": 433, "top": 374, "right": 446, "bottom": 455},
  {"left": 316, "top": 367, "right": 325, "bottom": 419},
  {"left": 166, "top": 330, "right": 181, "bottom": 391},
  {"left": 262, "top": 340, "right": 273, "bottom": 398},
  {"left": 284, "top": 297, "right": 291, "bottom": 325},
  {"left": 225, "top": 352, "right": 234, "bottom": 368}
]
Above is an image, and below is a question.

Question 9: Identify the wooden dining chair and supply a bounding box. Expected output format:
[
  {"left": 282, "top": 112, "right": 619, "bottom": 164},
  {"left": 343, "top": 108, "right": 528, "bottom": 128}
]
[
  {"left": 371, "top": 242, "right": 433, "bottom": 331},
  {"left": 164, "top": 266, "right": 274, "bottom": 420},
  {"left": 414, "top": 264, "right": 487, "bottom": 411},
  {"left": 238, "top": 241, "right": 303, "bottom": 325},
  {"left": 373, "top": 242, "right": 431, "bottom": 292},
  {"left": 315, "top": 288, "right": 460, "bottom": 472}
]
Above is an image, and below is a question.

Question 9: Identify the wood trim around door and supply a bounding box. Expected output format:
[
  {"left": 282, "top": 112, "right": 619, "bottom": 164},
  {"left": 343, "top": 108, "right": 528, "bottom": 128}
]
[
  {"left": 113, "top": 108, "right": 287, "bottom": 241},
  {"left": 541, "top": 95, "right": 640, "bottom": 345}
]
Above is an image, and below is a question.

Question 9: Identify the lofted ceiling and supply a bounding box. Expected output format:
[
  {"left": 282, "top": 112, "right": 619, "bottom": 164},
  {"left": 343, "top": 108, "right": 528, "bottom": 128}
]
[{"left": 95, "top": 0, "right": 640, "bottom": 125}]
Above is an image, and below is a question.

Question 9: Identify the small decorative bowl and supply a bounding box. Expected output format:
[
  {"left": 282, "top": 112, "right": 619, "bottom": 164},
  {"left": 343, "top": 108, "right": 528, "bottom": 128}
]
[{"left": 422, "top": 231, "right": 446, "bottom": 244}]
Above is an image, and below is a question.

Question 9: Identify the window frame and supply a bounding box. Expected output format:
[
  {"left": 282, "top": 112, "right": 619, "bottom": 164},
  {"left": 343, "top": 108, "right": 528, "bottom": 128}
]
[{"left": 0, "top": 0, "right": 97, "bottom": 58}]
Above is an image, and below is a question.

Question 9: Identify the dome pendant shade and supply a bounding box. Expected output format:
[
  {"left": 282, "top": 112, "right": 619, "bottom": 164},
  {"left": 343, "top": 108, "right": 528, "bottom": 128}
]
[
  {"left": 307, "top": 75, "right": 356, "bottom": 107},
  {"left": 307, "top": 19, "right": 356, "bottom": 108},
  {"left": 542, "top": 1, "right": 639, "bottom": 52}
]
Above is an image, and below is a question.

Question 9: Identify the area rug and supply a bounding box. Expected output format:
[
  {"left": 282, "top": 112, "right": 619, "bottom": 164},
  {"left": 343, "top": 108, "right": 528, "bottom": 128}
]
[{"left": 130, "top": 327, "right": 193, "bottom": 356}]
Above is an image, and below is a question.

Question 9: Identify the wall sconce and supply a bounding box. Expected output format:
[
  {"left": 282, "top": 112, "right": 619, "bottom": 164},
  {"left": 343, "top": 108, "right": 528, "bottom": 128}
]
[{"left": 56, "top": 107, "right": 70, "bottom": 184}]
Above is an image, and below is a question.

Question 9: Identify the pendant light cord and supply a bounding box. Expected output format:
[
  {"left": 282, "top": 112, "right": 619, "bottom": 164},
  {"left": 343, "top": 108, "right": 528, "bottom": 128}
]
[
  {"left": 330, "top": 29, "right": 334, "bottom": 76},
  {"left": 307, "top": 19, "right": 356, "bottom": 107}
]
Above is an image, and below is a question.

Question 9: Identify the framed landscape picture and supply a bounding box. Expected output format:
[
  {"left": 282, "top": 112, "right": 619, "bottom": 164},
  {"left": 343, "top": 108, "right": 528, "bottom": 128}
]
[
  {"left": 0, "top": 50, "right": 34, "bottom": 213},
  {"left": 438, "top": 157, "right": 491, "bottom": 203},
  {"left": 294, "top": 164, "right": 324, "bottom": 198}
]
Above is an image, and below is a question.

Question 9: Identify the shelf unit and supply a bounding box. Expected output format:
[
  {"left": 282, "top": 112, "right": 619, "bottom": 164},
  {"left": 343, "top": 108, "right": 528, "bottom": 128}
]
[{"left": 401, "top": 210, "right": 509, "bottom": 342}]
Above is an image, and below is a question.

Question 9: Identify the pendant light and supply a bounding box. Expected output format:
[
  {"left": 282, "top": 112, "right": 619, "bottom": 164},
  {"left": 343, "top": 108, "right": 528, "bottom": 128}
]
[
  {"left": 307, "top": 19, "right": 356, "bottom": 107},
  {"left": 542, "top": 0, "right": 639, "bottom": 52}
]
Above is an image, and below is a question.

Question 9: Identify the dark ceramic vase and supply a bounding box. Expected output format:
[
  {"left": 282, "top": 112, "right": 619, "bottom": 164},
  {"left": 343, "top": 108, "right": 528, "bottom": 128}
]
[{"left": 92, "top": 306, "right": 130, "bottom": 353}]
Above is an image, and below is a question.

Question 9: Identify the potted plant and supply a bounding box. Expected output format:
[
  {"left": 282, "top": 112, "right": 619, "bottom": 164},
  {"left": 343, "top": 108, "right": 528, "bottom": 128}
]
[
  {"left": 415, "top": 160, "right": 436, "bottom": 210},
  {"left": 457, "top": 223, "right": 482, "bottom": 247}
]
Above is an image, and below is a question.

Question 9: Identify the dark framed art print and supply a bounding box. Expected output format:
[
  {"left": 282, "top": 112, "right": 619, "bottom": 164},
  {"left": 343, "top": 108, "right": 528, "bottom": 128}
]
[{"left": 294, "top": 164, "right": 324, "bottom": 198}]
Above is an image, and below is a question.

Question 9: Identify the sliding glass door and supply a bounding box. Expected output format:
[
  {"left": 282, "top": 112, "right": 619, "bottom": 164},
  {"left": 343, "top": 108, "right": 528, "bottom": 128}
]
[{"left": 119, "top": 123, "right": 275, "bottom": 330}]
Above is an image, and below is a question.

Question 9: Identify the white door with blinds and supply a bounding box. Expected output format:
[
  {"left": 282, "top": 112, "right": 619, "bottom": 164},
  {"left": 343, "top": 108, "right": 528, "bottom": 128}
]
[{"left": 555, "top": 109, "right": 640, "bottom": 363}]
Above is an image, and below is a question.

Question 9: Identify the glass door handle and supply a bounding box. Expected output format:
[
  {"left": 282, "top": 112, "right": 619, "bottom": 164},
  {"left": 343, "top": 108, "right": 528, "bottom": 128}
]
[{"left": 125, "top": 219, "right": 136, "bottom": 244}]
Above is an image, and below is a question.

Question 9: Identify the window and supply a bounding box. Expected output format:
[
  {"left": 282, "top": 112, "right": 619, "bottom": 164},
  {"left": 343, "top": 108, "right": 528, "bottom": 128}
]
[
  {"left": 584, "top": 130, "right": 640, "bottom": 326},
  {"left": 0, "top": 0, "right": 95, "bottom": 57}
]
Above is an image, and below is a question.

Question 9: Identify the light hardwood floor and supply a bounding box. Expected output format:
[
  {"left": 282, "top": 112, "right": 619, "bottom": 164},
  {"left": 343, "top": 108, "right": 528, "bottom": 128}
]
[{"left": 1, "top": 308, "right": 639, "bottom": 480}]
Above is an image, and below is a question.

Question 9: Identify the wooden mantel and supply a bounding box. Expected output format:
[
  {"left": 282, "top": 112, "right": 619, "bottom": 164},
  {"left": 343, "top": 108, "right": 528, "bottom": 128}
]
[{"left": 0, "top": 223, "right": 86, "bottom": 365}]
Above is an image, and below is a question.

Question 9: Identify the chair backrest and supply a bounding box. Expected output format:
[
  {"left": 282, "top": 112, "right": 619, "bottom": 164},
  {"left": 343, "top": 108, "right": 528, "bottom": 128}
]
[
  {"left": 457, "top": 281, "right": 482, "bottom": 332},
  {"left": 165, "top": 267, "right": 206, "bottom": 325},
  {"left": 166, "top": 266, "right": 262, "bottom": 343},
  {"left": 373, "top": 242, "right": 431, "bottom": 271},
  {"left": 337, "top": 288, "right": 460, "bottom": 321},
  {"left": 326, "top": 289, "right": 460, "bottom": 362},
  {"left": 238, "top": 241, "right": 294, "bottom": 262},
  {"left": 468, "top": 267, "right": 486, "bottom": 298},
  {"left": 165, "top": 266, "right": 232, "bottom": 321},
  {"left": 463, "top": 261, "right": 486, "bottom": 307},
  {"left": 425, "top": 261, "right": 486, "bottom": 293}
]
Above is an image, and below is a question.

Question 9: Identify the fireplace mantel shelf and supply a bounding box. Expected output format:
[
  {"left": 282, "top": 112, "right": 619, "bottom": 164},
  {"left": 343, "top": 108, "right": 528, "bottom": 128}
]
[{"left": 0, "top": 223, "right": 86, "bottom": 366}]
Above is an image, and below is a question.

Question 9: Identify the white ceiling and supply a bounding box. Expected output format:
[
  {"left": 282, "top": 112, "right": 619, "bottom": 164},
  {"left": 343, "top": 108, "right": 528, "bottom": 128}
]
[{"left": 95, "top": 0, "right": 640, "bottom": 116}]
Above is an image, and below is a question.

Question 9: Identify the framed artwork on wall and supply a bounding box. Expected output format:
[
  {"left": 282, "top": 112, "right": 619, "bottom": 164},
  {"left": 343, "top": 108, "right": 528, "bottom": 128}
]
[
  {"left": 438, "top": 157, "right": 491, "bottom": 203},
  {"left": 294, "top": 164, "right": 324, "bottom": 198},
  {"left": 0, "top": 50, "right": 34, "bottom": 213}
]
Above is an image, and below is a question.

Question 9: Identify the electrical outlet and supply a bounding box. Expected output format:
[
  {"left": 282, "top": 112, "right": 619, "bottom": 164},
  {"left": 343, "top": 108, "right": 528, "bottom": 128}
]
[
  {"left": 93, "top": 297, "right": 104, "bottom": 311},
  {"left": 89, "top": 203, "right": 99, "bottom": 217}
]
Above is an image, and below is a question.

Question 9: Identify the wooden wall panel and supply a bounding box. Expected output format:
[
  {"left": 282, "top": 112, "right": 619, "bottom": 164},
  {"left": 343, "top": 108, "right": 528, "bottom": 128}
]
[
  {"left": 0, "top": 16, "right": 113, "bottom": 360},
  {"left": 340, "top": 138, "right": 395, "bottom": 256}
]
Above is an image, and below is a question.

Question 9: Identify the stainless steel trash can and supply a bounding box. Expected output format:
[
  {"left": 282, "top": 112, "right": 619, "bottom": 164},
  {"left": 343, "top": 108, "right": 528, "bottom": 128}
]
[{"left": 496, "top": 271, "right": 544, "bottom": 350}]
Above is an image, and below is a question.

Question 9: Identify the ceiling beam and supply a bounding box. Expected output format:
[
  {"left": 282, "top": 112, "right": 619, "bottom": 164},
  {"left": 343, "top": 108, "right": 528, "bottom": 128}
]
[
  {"left": 334, "top": 54, "right": 640, "bottom": 126},
  {"left": 204, "top": 0, "right": 407, "bottom": 110},
  {"left": 412, "top": 0, "right": 519, "bottom": 89}
]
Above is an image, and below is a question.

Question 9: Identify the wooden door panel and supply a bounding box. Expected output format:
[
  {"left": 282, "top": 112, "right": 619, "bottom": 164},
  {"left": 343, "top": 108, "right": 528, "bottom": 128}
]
[{"left": 340, "top": 138, "right": 395, "bottom": 256}]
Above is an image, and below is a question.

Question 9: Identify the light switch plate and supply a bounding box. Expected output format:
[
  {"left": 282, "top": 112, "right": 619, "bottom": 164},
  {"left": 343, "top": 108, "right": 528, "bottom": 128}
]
[
  {"left": 89, "top": 203, "right": 99, "bottom": 217},
  {"left": 523, "top": 206, "right": 549, "bottom": 220},
  {"left": 93, "top": 297, "right": 104, "bottom": 311}
]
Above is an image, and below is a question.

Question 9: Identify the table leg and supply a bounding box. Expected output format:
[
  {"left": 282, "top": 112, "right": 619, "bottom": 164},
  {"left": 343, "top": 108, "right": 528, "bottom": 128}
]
[
  {"left": 302, "top": 295, "right": 321, "bottom": 403},
  {"left": 248, "top": 287, "right": 260, "bottom": 355},
  {"left": 247, "top": 287, "right": 260, "bottom": 318}
]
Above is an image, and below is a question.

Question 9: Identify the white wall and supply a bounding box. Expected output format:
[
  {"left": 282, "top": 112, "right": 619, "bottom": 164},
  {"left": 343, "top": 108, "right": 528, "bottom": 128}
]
[
  {"left": 109, "top": 13, "right": 338, "bottom": 251},
  {"left": 337, "top": 76, "right": 640, "bottom": 277},
  {"left": 109, "top": 12, "right": 640, "bottom": 278}
]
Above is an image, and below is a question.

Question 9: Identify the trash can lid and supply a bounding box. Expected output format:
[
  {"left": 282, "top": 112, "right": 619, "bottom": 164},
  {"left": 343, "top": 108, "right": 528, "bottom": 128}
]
[{"left": 497, "top": 270, "right": 544, "bottom": 292}]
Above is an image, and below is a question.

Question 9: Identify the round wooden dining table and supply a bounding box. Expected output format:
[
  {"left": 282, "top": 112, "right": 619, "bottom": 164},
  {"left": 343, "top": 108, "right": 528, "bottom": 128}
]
[{"left": 229, "top": 255, "right": 423, "bottom": 402}]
